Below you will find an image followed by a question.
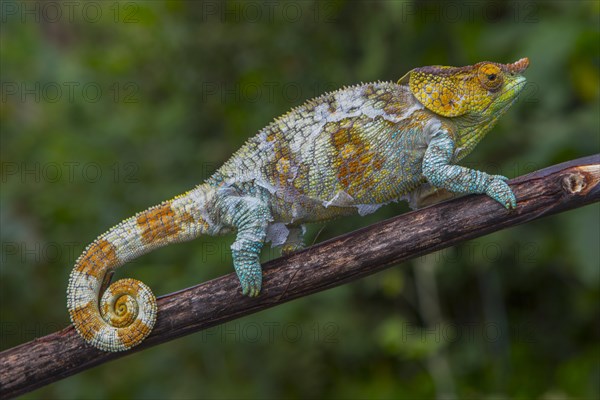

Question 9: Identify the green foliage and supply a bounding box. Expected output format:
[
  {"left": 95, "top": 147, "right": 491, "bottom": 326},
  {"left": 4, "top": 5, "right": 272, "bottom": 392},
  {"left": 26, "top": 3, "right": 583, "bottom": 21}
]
[{"left": 1, "top": 0, "right": 598, "bottom": 398}]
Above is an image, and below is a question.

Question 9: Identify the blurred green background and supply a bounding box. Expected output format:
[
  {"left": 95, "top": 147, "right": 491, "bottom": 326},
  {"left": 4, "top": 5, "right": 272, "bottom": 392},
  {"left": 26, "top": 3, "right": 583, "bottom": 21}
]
[{"left": 1, "top": 0, "right": 599, "bottom": 398}]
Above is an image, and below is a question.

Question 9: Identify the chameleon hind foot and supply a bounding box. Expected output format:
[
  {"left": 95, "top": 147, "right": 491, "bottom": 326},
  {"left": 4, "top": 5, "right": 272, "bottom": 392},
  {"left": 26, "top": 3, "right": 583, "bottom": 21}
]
[
  {"left": 232, "top": 250, "right": 263, "bottom": 297},
  {"left": 221, "top": 195, "right": 271, "bottom": 297}
]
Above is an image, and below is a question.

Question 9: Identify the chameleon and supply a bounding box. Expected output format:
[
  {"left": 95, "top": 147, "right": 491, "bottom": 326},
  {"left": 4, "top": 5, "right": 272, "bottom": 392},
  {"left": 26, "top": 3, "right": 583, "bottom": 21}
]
[{"left": 67, "top": 58, "right": 529, "bottom": 351}]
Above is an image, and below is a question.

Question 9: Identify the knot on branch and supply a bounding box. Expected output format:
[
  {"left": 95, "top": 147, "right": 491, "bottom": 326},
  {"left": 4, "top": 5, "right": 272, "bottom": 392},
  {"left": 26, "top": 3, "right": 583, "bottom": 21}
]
[
  {"left": 561, "top": 165, "right": 600, "bottom": 196},
  {"left": 562, "top": 172, "right": 587, "bottom": 194}
]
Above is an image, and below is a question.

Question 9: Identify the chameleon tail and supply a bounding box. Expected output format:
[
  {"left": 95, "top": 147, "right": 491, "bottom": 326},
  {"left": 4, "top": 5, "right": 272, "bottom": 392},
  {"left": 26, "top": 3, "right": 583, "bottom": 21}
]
[{"left": 67, "top": 183, "right": 217, "bottom": 352}]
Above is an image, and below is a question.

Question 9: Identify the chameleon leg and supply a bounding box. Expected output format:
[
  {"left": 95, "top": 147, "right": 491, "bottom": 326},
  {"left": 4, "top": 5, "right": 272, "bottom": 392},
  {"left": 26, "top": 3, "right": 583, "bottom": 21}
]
[
  {"left": 422, "top": 129, "right": 517, "bottom": 209},
  {"left": 281, "top": 225, "right": 306, "bottom": 256},
  {"left": 219, "top": 195, "right": 271, "bottom": 297}
]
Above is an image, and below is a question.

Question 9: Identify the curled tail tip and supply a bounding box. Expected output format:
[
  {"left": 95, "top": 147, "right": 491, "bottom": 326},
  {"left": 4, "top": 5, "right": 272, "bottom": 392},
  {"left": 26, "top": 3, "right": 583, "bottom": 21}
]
[
  {"left": 67, "top": 275, "right": 157, "bottom": 352},
  {"left": 67, "top": 235, "right": 157, "bottom": 352}
]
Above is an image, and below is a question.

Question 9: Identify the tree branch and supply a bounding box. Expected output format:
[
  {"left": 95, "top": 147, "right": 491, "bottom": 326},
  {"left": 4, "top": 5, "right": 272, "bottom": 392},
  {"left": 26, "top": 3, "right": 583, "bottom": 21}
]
[{"left": 1, "top": 154, "right": 599, "bottom": 399}]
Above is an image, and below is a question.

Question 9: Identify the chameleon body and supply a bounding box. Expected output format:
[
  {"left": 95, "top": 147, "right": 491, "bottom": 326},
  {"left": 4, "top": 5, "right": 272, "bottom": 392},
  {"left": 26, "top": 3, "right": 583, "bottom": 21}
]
[{"left": 67, "top": 58, "right": 529, "bottom": 351}]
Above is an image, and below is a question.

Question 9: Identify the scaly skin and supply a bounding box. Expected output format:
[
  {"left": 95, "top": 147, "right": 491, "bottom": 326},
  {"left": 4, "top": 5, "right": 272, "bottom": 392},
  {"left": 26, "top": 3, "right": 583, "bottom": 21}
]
[{"left": 67, "top": 58, "right": 529, "bottom": 351}]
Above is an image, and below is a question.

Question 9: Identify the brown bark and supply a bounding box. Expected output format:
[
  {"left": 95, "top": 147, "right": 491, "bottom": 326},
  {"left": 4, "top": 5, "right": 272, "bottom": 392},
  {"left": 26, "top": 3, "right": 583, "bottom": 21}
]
[{"left": 1, "top": 154, "right": 598, "bottom": 399}]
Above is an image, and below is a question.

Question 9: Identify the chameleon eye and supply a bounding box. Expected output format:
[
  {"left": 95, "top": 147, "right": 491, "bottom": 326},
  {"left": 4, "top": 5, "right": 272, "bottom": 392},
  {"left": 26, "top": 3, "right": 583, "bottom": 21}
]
[{"left": 478, "top": 64, "right": 503, "bottom": 91}]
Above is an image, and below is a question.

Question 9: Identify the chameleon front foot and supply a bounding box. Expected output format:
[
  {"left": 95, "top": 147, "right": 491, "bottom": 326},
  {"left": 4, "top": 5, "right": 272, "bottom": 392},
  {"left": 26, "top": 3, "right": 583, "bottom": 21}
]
[
  {"left": 422, "top": 131, "right": 519, "bottom": 212},
  {"left": 485, "top": 175, "right": 517, "bottom": 209}
]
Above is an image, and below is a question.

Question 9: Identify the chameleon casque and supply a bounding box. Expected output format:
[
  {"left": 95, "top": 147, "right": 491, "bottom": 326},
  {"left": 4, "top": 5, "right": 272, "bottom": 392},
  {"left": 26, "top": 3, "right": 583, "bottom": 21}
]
[{"left": 67, "top": 58, "right": 529, "bottom": 351}]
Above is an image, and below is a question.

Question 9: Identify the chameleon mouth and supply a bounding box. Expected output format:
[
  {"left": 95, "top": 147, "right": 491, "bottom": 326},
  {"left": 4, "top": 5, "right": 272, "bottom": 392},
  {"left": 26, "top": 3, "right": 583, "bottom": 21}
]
[
  {"left": 504, "top": 76, "right": 527, "bottom": 94},
  {"left": 481, "top": 76, "right": 526, "bottom": 114}
]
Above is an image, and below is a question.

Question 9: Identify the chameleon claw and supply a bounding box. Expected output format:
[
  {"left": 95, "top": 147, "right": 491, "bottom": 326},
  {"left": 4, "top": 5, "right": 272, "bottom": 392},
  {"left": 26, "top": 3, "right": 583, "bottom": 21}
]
[
  {"left": 239, "top": 270, "right": 262, "bottom": 297},
  {"left": 485, "top": 178, "right": 517, "bottom": 210},
  {"left": 504, "top": 184, "right": 517, "bottom": 209},
  {"left": 242, "top": 283, "right": 261, "bottom": 298},
  {"left": 506, "top": 193, "right": 517, "bottom": 210}
]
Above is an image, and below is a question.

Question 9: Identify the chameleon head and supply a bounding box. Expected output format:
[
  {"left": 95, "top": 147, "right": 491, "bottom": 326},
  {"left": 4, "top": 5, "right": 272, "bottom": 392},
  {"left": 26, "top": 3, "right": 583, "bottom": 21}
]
[{"left": 400, "top": 58, "right": 529, "bottom": 119}]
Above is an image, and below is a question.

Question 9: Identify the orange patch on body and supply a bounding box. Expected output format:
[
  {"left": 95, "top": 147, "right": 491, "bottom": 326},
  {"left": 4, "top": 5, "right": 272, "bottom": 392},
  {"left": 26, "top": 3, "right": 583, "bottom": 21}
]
[
  {"left": 75, "top": 239, "right": 118, "bottom": 278},
  {"left": 330, "top": 124, "right": 385, "bottom": 197},
  {"left": 275, "top": 157, "right": 291, "bottom": 187},
  {"left": 70, "top": 301, "right": 104, "bottom": 342},
  {"left": 137, "top": 202, "right": 194, "bottom": 244}
]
